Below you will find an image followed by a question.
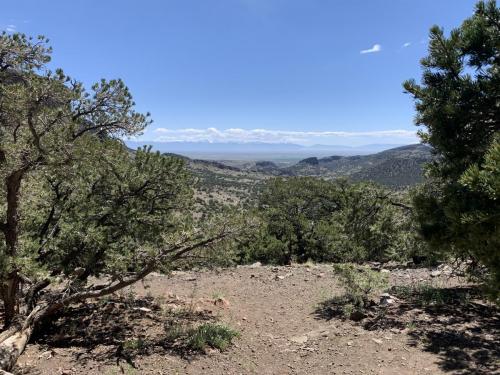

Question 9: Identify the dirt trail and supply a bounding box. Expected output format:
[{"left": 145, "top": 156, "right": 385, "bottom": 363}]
[{"left": 17, "top": 264, "right": 499, "bottom": 375}]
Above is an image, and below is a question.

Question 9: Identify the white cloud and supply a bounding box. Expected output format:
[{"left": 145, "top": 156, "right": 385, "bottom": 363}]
[
  {"left": 6, "top": 24, "right": 16, "bottom": 32},
  {"left": 360, "top": 44, "right": 382, "bottom": 54},
  {"left": 150, "top": 127, "right": 417, "bottom": 144},
  {"left": 402, "top": 42, "right": 411, "bottom": 48}
]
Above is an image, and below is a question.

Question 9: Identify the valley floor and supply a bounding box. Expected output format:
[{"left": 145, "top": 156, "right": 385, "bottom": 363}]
[{"left": 18, "top": 264, "right": 499, "bottom": 375}]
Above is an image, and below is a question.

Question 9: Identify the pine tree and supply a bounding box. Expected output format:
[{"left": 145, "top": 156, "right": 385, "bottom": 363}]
[
  {"left": 404, "top": 0, "right": 500, "bottom": 299},
  {"left": 0, "top": 33, "right": 241, "bottom": 371}
]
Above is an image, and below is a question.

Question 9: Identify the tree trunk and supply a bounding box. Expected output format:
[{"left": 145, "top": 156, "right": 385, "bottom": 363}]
[
  {"left": 0, "top": 323, "right": 34, "bottom": 372},
  {"left": 0, "top": 275, "right": 19, "bottom": 329},
  {"left": 5, "top": 171, "right": 22, "bottom": 255},
  {"left": 285, "top": 241, "right": 293, "bottom": 265},
  {"left": 1, "top": 170, "right": 24, "bottom": 327},
  {"left": 0, "top": 217, "right": 231, "bottom": 371},
  {"left": 0, "top": 306, "right": 41, "bottom": 372},
  {"left": 0, "top": 264, "right": 153, "bottom": 372},
  {"left": 296, "top": 230, "right": 307, "bottom": 263}
]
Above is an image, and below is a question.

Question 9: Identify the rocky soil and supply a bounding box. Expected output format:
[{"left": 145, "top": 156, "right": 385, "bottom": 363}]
[{"left": 16, "top": 264, "right": 500, "bottom": 375}]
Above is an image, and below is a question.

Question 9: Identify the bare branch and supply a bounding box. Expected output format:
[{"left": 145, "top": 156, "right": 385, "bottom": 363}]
[{"left": 24, "top": 279, "right": 50, "bottom": 312}]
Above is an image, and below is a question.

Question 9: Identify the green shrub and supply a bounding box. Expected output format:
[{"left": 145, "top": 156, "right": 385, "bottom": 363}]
[
  {"left": 123, "top": 338, "right": 146, "bottom": 351},
  {"left": 340, "top": 302, "right": 355, "bottom": 319},
  {"left": 164, "top": 323, "right": 188, "bottom": 342},
  {"left": 187, "top": 324, "right": 239, "bottom": 352},
  {"left": 164, "top": 322, "right": 239, "bottom": 352},
  {"left": 238, "top": 177, "right": 421, "bottom": 265},
  {"left": 334, "top": 264, "right": 389, "bottom": 316}
]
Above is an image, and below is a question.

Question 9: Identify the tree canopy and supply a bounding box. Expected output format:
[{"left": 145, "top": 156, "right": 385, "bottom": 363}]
[
  {"left": 237, "top": 177, "right": 417, "bottom": 265},
  {"left": 404, "top": 0, "right": 500, "bottom": 299},
  {"left": 0, "top": 32, "right": 241, "bottom": 372}
]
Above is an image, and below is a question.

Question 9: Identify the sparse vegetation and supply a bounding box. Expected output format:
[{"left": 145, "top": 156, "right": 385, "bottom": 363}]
[
  {"left": 333, "top": 264, "right": 389, "bottom": 318},
  {"left": 123, "top": 338, "right": 147, "bottom": 351},
  {"left": 164, "top": 321, "right": 239, "bottom": 352},
  {"left": 187, "top": 324, "right": 239, "bottom": 352}
]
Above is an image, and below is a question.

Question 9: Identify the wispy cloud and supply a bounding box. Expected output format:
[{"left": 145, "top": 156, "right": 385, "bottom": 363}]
[
  {"left": 360, "top": 44, "right": 382, "bottom": 54},
  {"left": 148, "top": 127, "right": 417, "bottom": 144},
  {"left": 5, "top": 24, "right": 16, "bottom": 33},
  {"left": 402, "top": 42, "right": 411, "bottom": 48}
]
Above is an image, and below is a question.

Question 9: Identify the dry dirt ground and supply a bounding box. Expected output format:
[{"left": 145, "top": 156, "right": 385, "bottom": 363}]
[{"left": 16, "top": 264, "right": 500, "bottom": 375}]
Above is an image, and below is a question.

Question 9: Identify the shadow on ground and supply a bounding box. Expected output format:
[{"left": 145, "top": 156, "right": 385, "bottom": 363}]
[
  {"left": 315, "top": 286, "right": 500, "bottom": 375},
  {"left": 31, "top": 296, "right": 214, "bottom": 368}
]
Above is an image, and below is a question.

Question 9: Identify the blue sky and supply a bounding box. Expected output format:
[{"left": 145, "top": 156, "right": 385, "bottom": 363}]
[{"left": 3, "top": 0, "right": 478, "bottom": 146}]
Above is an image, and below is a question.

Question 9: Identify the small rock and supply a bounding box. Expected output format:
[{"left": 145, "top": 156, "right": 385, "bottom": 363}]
[
  {"left": 204, "top": 347, "right": 219, "bottom": 355},
  {"left": 308, "top": 329, "right": 330, "bottom": 339},
  {"left": 290, "top": 335, "right": 308, "bottom": 344},
  {"left": 372, "top": 338, "right": 383, "bottom": 345},
  {"left": 72, "top": 267, "right": 86, "bottom": 277},
  {"left": 275, "top": 275, "right": 286, "bottom": 280},
  {"left": 430, "top": 270, "right": 442, "bottom": 278},
  {"left": 39, "top": 350, "right": 53, "bottom": 359},
  {"left": 346, "top": 341, "right": 353, "bottom": 346},
  {"left": 167, "top": 293, "right": 181, "bottom": 300},
  {"left": 380, "top": 269, "right": 390, "bottom": 274},
  {"left": 213, "top": 297, "right": 230, "bottom": 307},
  {"left": 133, "top": 307, "right": 152, "bottom": 313},
  {"left": 250, "top": 262, "right": 262, "bottom": 268},
  {"left": 379, "top": 293, "right": 397, "bottom": 306},
  {"left": 438, "top": 264, "right": 453, "bottom": 274}
]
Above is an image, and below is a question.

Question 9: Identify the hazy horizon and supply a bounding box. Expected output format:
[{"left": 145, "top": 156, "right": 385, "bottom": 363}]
[{"left": 125, "top": 140, "right": 422, "bottom": 161}]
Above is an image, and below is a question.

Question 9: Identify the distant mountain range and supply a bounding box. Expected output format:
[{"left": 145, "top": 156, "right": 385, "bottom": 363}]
[
  {"left": 125, "top": 141, "right": 407, "bottom": 161},
  {"left": 279, "top": 144, "right": 433, "bottom": 188},
  {"left": 152, "top": 143, "right": 433, "bottom": 189}
]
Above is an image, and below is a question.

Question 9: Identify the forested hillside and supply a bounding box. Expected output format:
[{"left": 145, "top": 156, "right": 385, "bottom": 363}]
[
  {"left": 171, "top": 144, "right": 433, "bottom": 204},
  {"left": 282, "top": 144, "right": 432, "bottom": 188}
]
